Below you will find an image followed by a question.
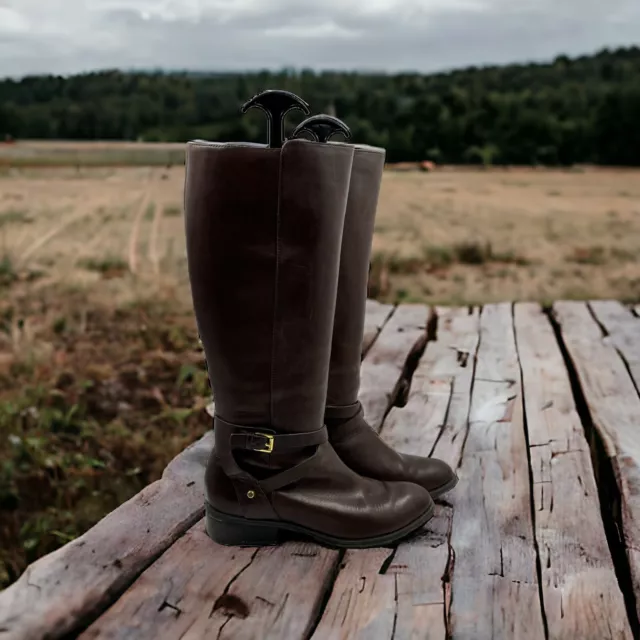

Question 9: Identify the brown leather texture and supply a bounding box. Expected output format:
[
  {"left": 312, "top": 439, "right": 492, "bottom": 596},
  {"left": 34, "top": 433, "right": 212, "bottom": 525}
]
[
  {"left": 185, "top": 139, "right": 352, "bottom": 431},
  {"left": 326, "top": 403, "right": 457, "bottom": 494},
  {"left": 324, "top": 144, "right": 457, "bottom": 497},
  {"left": 269, "top": 442, "right": 430, "bottom": 539},
  {"left": 185, "top": 141, "right": 278, "bottom": 428},
  {"left": 327, "top": 145, "right": 386, "bottom": 406}
]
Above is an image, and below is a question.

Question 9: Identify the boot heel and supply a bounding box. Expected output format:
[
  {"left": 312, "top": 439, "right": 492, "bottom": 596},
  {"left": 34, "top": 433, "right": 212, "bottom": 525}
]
[{"left": 205, "top": 505, "right": 281, "bottom": 546}]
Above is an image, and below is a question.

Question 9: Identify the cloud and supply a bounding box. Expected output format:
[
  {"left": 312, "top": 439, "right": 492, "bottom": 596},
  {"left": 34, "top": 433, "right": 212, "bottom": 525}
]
[{"left": 0, "top": 0, "right": 639, "bottom": 77}]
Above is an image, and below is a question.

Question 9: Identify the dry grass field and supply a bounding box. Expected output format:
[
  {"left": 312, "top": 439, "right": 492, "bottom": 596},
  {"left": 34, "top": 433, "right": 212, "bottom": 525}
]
[
  {"left": 372, "top": 168, "right": 640, "bottom": 305},
  {"left": 2, "top": 162, "right": 640, "bottom": 305},
  {"left": 1, "top": 146, "right": 639, "bottom": 588}
]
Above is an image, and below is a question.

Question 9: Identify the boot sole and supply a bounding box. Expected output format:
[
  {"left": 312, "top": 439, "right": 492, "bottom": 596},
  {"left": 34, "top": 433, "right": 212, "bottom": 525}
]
[
  {"left": 429, "top": 474, "right": 459, "bottom": 499},
  {"left": 205, "top": 500, "right": 435, "bottom": 549}
]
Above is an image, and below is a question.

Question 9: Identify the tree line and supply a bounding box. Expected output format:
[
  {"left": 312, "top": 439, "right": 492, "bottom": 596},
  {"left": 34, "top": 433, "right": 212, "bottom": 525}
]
[{"left": 1, "top": 46, "right": 639, "bottom": 165}]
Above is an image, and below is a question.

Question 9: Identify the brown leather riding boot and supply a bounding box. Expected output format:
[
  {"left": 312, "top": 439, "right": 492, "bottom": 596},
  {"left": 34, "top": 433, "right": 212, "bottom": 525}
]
[
  {"left": 325, "top": 144, "right": 458, "bottom": 499},
  {"left": 184, "top": 135, "right": 434, "bottom": 548}
]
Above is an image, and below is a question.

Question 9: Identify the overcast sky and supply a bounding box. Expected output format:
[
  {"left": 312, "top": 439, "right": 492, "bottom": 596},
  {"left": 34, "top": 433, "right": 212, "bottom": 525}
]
[{"left": 1, "top": 0, "right": 639, "bottom": 78}]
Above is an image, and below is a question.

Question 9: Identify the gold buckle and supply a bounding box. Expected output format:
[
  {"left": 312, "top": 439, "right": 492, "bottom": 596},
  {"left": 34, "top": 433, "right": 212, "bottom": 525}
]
[{"left": 253, "top": 432, "right": 274, "bottom": 453}]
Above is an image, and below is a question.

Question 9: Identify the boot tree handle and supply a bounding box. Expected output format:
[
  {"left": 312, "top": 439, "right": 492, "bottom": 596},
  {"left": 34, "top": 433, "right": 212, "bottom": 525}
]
[
  {"left": 241, "top": 90, "right": 310, "bottom": 148},
  {"left": 291, "top": 114, "right": 352, "bottom": 143}
]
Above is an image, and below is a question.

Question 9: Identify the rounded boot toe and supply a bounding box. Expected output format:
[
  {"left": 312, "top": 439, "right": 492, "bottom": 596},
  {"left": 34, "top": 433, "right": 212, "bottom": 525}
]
[
  {"left": 384, "top": 480, "right": 435, "bottom": 532},
  {"left": 408, "top": 456, "right": 458, "bottom": 498}
]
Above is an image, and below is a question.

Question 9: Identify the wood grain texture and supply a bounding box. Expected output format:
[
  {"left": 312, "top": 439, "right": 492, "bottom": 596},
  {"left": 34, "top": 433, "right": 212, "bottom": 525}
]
[
  {"left": 382, "top": 307, "right": 480, "bottom": 470},
  {"left": 589, "top": 300, "right": 640, "bottom": 391},
  {"left": 359, "top": 304, "right": 429, "bottom": 432},
  {"left": 448, "top": 303, "right": 546, "bottom": 640},
  {"left": 362, "top": 300, "right": 395, "bottom": 356},
  {"left": 82, "top": 521, "right": 338, "bottom": 640},
  {"left": 554, "top": 301, "right": 640, "bottom": 623},
  {"left": 392, "top": 506, "right": 452, "bottom": 640},
  {"left": 0, "top": 431, "right": 214, "bottom": 640},
  {"left": 515, "top": 303, "right": 632, "bottom": 639},
  {"left": 311, "top": 506, "right": 452, "bottom": 640}
]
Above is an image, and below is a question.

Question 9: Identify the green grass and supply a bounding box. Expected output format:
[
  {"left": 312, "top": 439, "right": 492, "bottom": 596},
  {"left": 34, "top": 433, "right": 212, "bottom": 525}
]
[
  {"left": 0, "top": 289, "right": 211, "bottom": 588},
  {"left": 0, "top": 147, "right": 186, "bottom": 168},
  {"left": 0, "top": 209, "right": 33, "bottom": 227}
]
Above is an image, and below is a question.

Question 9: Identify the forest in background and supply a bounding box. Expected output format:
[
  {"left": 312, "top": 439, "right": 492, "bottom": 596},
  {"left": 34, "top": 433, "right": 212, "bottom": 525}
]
[{"left": 0, "top": 46, "right": 639, "bottom": 165}]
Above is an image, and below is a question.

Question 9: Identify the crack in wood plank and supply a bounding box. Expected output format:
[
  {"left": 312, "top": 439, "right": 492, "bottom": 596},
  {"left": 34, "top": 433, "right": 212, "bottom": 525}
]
[
  {"left": 554, "top": 301, "right": 640, "bottom": 632},
  {"left": 362, "top": 300, "right": 396, "bottom": 357},
  {"left": 359, "top": 304, "right": 430, "bottom": 432},
  {"left": 309, "top": 508, "right": 452, "bottom": 640},
  {"left": 382, "top": 307, "right": 480, "bottom": 470},
  {"left": 80, "top": 525, "right": 338, "bottom": 640},
  {"left": 448, "top": 303, "right": 546, "bottom": 639},
  {"left": 310, "top": 307, "right": 478, "bottom": 639},
  {"left": 588, "top": 301, "right": 640, "bottom": 400},
  {"left": 515, "top": 303, "right": 632, "bottom": 639}
]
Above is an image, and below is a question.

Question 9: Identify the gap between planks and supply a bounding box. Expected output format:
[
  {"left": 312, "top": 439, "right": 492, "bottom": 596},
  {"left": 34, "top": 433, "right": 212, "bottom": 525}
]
[
  {"left": 318, "top": 304, "right": 633, "bottom": 639},
  {"left": 312, "top": 306, "right": 479, "bottom": 640},
  {"left": 553, "top": 300, "right": 640, "bottom": 631},
  {"left": 516, "top": 303, "right": 632, "bottom": 639}
]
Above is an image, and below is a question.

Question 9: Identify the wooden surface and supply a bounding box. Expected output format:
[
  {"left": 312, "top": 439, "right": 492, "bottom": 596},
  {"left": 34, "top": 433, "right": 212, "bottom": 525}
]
[
  {"left": 2, "top": 301, "right": 640, "bottom": 639},
  {"left": 516, "top": 303, "right": 631, "bottom": 639},
  {"left": 554, "top": 301, "right": 640, "bottom": 628}
]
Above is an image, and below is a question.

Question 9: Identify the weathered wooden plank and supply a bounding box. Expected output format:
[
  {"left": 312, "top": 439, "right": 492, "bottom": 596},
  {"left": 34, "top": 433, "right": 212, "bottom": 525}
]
[
  {"left": 359, "top": 304, "right": 429, "bottom": 432},
  {"left": 310, "top": 506, "right": 452, "bottom": 640},
  {"left": 362, "top": 299, "right": 395, "bottom": 355},
  {"left": 382, "top": 307, "right": 480, "bottom": 470},
  {"left": 554, "top": 301, "right": 640, "bottom": 623},
  {"left": 449, "top": 304, "right": 545, "bottom": 639},
  {"left": 589, "top": 300, "right": 640, "bottom": 391},
  {"left": 310, "top": 307, "right": 478, "bottom": 639},
  {"left": 82, "top": 521, "right": 338, "bottom": 639},
  {"left": 311, "top": 548, "right": 396, "bottom": 639},
  {"left": 0, "top": 432, "right": 214, "bottom": 640},
  {"left": 515, "top": 303, "right": 632, "bottom": 639},
  {"left": 392, "top": 509, "right": 451, "bottom": 640},
  {"left": 79, "top": 522, "right": 254, "bottom": 639}
]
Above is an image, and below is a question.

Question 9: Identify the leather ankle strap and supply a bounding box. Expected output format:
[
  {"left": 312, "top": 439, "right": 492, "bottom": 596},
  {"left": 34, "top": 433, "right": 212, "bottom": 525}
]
[{"left": 214, "top": 416, "right": 327, "bottom": 454}]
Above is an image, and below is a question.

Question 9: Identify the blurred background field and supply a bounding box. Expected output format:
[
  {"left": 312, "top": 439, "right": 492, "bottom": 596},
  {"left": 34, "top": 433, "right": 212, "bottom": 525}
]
[
  {"left": 2, "top": 155, "right": 640, "bottom": 304},
  {"left": 0, "top": 141, "right": 186, "bottom": 167}
]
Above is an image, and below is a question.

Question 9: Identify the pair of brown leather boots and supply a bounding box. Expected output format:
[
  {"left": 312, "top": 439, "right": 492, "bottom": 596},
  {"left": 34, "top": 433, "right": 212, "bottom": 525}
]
[{"left": 184, "top": 90, "right": 457, "bottom": 548}]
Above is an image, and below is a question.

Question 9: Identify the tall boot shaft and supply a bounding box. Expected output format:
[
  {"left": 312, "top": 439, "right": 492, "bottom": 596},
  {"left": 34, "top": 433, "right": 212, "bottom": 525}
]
[
  {"left": 323, "top": 141, "right": 458, "bottom": 500},
  {"left": 187, "top": 135, "right": 356, "bottom": 500},
  {"left": 326, "top": 146, "right": 386, "bottom": 406},
  {"left": 185, "top": 139, "right": 354, "bottom": 431}
]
